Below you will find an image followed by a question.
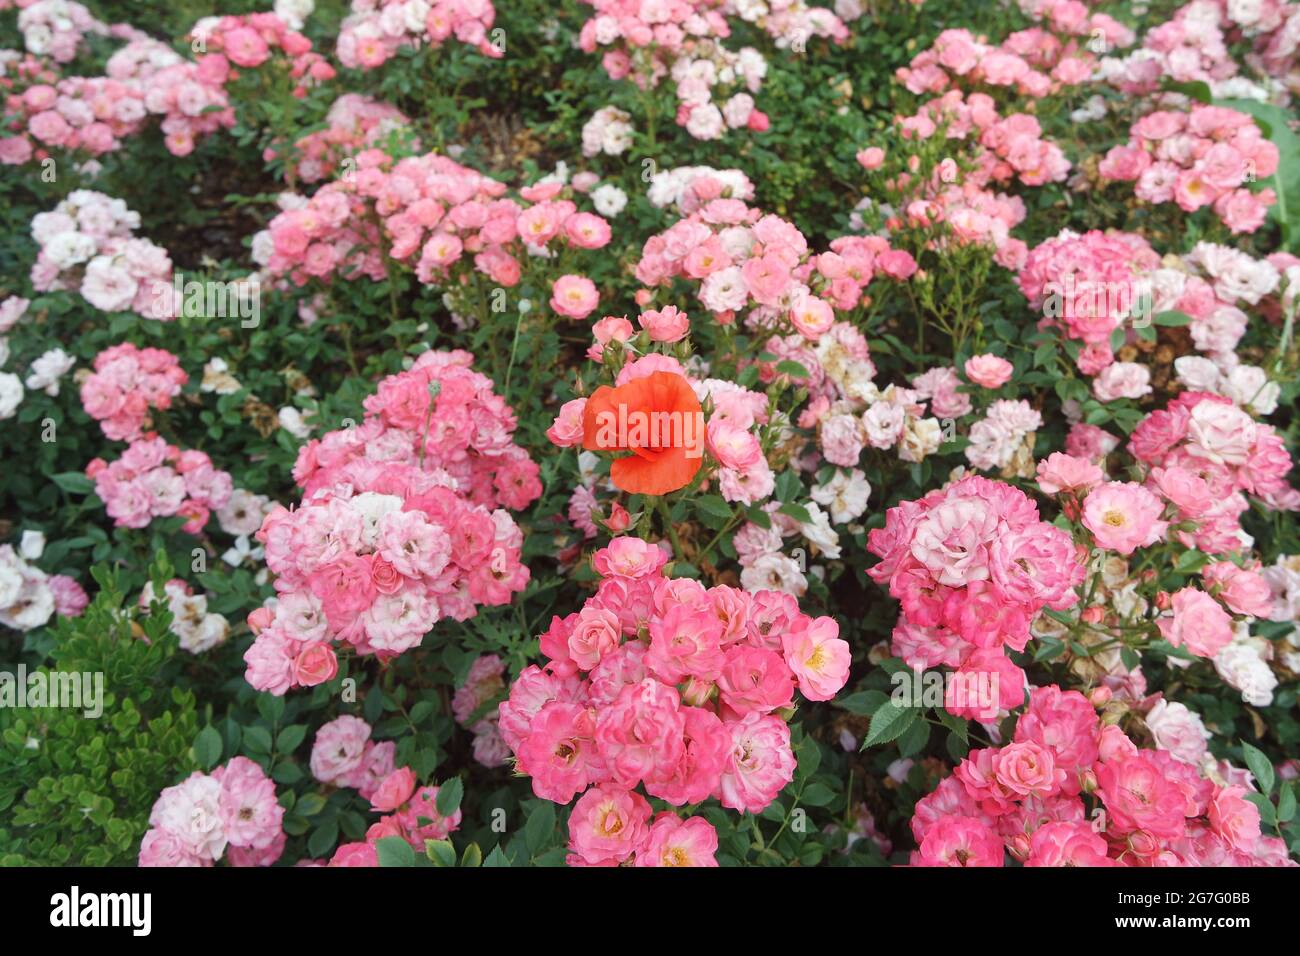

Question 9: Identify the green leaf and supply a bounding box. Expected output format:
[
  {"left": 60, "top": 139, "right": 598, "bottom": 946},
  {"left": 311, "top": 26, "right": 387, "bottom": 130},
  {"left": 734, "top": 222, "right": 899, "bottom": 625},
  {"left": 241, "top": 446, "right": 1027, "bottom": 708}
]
[
  {"left": 243, "top": 726, "right": 273, "bottom": 754},
  {"left": 276, "top": 724, "right": 307, "bottom": 754},
  {"left": 774, "top": 359, "right": 810, "bottom": 379},
  {"left": 296, "top": 793, "right": 327, "bottom": 817},
  {"left": 896, "top": 716, "right": 931, "bottom": 758},
  {"left": 436, "top": 777, "right": 464, "bottom": 817},
  {"left": 307, "top": 819, "right": 338, "bottom": 859},
  {"left": 425, "top": 839, "right": 456, "bottom": 866},
  {"left": 1246, "top": 792, "right": 1277, "bottom": 829},
  {"left": 800, "top": 783, "right": 836, "bottom": 807},
  {"left": 778, "top": 501, "right": 813, "bottom": 524},
  {"left": 408, "top": 700, "right": 434, "bottom": 725},
  {"left": 460, "top": 842, "right": 483, "bottom": 868},
  {"left": 863, "top": 701, "right": 918, "bottom": 748},
  {"left": 694, "top": 495, "right": 733, "bottom": 521},
  {"left": 193, "top": 726, "right": 222, "bottom": 771},
  {"left": 1241, "top": 741, "right": 1276, "bottom": 795},
  {"left": 51, "top": 472, "right": 94, "bottom": 495},
  {"left": 376, "top": 836, "right": 417, "bottom": 867},
  {"left": 834, "top": 689, "right": 889, "bottom": 716},
  {"left": 936, "top": 708, "right": 969, "bottom": 744},
  {"left": 1277, "top": 781, "right": 1296, "bottom": 824},
  {"left": 482, "top": 845, "right": 512, "bottom": 867},
  {"left": 524, "top": 801, "right": 556, "bottom": 855},
  {"left": 1154, "top": 310, "right": 1192, "bottom": 327}
]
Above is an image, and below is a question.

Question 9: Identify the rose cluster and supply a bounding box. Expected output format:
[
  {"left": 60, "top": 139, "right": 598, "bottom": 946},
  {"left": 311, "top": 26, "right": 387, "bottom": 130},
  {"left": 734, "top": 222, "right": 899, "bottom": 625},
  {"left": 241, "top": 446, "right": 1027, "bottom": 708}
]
[
  {"left": 277, "top": 93, "right": 414, "bottom": 184},
  {"left": 636, "top": 199, "right": 916, "bottom": 332},
  {"left": 868, "top": 476, "right": 1087, "bottom": 718},
  {"left": 102, "top": 36, "right": 234, "bottom": 157},
  {"left": 256, "top": 149, "right": 610, "bottom": 310},
  {"left": 292, "top": 349, "right": 542, "bottom": 512},
  {"left": 244, "top": 456, "right": 529, "bottom": 694},
  {"left": 0, "top": 538, "right": 87, "bottom": 632},
  {"left": 29, "top": 190, "right": 175, "bottom": 317},
  {"left": 453, "top": 654, "right": 510, "bottom": 767},
  {"left": 336, "top": 0, "right": 502, "bottom": 70},
  {"left": 1129, "top": 391, "right": 1299, "bottom": 527},
  {"left": 192, "top": 12, "right": 336, "bottom": 94},
  {"left": 898, "top": 20, "right": 1132, "bottom": 99},
  {"left": 87, "top": 436, "right": 234, "bottom": 533},
  {"left": 1099, "top": 103, "right": 1279, "bottom": 234},
  {"left": 310, "top": 717, "right": 462, "bottom": 865},
  {"left": 79, "top": 342, "right": 188, "bottom": 441},
  {"left": 16, "top": 0, "right": 108, "bottom": 63},
  {"left": 1018, "top": 228, "right": 1162, "bottom": 374},
  {"left": 1, "top": 73, "right": 148, "bottom": 163},
  {"left": 899, "top": 90, "right": 1071, "bottom": 189},
  {"left": 577, "top": 0, "right": 770, "bottom": 140},
  {"left": 139, "top": 757, "right": 285, "bottom": 867},
  {"left": 139, "top": 578, "right": 231, "bottom": 654},
  {"left": 910, "top": 684, "right": 1294, "bottom": 866},
  {"left": 497, "top": 536, "right": 851, "bottom": 865}
]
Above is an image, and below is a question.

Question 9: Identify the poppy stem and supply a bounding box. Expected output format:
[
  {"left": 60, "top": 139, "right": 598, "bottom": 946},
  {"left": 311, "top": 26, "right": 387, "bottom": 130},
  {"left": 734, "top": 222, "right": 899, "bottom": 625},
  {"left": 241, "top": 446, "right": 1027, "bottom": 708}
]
[{"left": 655, "top": 497, "right": 684, "bottom": 562}]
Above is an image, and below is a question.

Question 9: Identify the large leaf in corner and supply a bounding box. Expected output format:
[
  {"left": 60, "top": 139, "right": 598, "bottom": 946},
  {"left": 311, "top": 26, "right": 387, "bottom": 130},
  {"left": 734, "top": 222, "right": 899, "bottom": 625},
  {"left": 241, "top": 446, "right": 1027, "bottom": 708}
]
[{"left": 1218, "top": 99, "right": 1300, "bottom": 253}]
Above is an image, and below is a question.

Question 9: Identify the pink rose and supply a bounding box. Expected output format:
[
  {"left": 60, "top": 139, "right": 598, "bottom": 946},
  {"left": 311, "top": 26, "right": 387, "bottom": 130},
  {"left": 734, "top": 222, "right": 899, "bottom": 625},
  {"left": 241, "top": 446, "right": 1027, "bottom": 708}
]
[{"left": 964, "top": 354, "right": 1014, "bottom": 389}]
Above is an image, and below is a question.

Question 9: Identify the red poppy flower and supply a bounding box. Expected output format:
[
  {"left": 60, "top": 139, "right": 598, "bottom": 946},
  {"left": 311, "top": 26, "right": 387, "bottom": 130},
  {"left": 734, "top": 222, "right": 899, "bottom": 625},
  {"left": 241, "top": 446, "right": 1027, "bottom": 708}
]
[{"left": 581, "top": 371, "right": 704, "bottom": 496}]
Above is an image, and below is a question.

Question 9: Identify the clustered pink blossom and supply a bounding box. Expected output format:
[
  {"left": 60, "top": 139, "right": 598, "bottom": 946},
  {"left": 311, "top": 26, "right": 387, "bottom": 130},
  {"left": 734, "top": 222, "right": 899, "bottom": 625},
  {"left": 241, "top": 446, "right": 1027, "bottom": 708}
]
[
  {"left": 1, "top": 73, "right": 148, "bottom": 162},
  {"left": 775, "top": 323, "right": 961, "bottom": 469},
  {"left": 1098, "top": 1, "right": 1238, "bottom": 95},
  {"left": 336, "top": 0, "right": 502, "bottom": 70},
  {"left": 1129, "top": 391, "right": 1300, "bottom": 540},
  {"left": 577, "top": 0, "right": 772, "bottom": 140},
  {"left": 79, "top": 342, "right": 187, "bottom": 441},
  {"left": 244, "top": 356, "right": 532, "bottom": 695},
  {"left": 29, "top": 190, "right": 176, "bottom": 317},
  {"left": 293, "top": 349, "right": 542, "bottom": 512},
  {"left": 5, "top": 14, "right": 333, "bottom": 163},
  {"left": 139, "top": 578, "right": 231, "bottom": 654},
  {"left": 310, "top": 715, "right": 397, "bottom": 800},
  {"left": 0, "top": 542, "right": 86, "bottom": 631},
  {"left": 1232, "top": 1, "right": 1300, "bottom": 92},
  {"left": 898, "top": 19, "right": 1133, "bottom": 99},
  {"left": 86, "top": 436, "right": 234, "bottom": 533},
  {"left": 101, "top": 35, "right": 235, "bottom": 157},
  {"left": 645, "top": 164, "right": 755, "bottom": 213},
  {"left": 1099, "top": 103, "right": 1279, "bottom": 234},
  {"left": 636, "top": 198, "right": 915, "bottom": 332},
  {"left": 453, "top": 653, "right": 510, "bottom": 767},
  {"left": 15, "top": 0, "right": 108, "bottom": 63},
  {"left": 257, "top": 149, "right": 609, "bottom": 314},
  {"left": 139, "top": 757, "right": 285, "bottom": 867},
  {"left": 898, "top": 90, "right": 1072, "bottom": 189},
  {"left": 1018, "top": 229, "right": 1162, "bottom": 374},
  {"left": 274, "top": 93, "right": 414, "bottom": 184},
  {"left": 965, "top": 399, "right": 1041, "bottom": 473},
  {"left": 244, "top": 460, "right": 528, "bottom": 693},
  {"left": 868, "top": 476, "right": 1086, "bottom": 717},
  {"left": 498, "top": 536, "right": 851, "bottom": 866},
  {"left": 193, "top": 13, "right": 335, "bottom": 91},
  {"left": 910, "top": 685, "right": 1294, "bottom": 866},
  {"left": 309, "top": 717, "right": 461, "bottom": 866}
]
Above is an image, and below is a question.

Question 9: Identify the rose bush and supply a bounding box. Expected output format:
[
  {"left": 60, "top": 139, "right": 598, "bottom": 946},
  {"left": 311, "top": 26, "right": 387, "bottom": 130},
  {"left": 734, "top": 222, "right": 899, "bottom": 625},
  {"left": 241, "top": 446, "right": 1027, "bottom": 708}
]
[{"left": 0, "top": 0, "right": 1297, "bottom": 869}]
